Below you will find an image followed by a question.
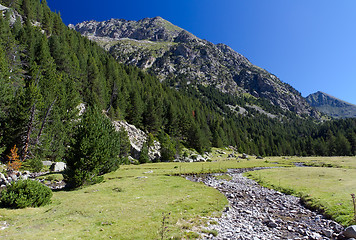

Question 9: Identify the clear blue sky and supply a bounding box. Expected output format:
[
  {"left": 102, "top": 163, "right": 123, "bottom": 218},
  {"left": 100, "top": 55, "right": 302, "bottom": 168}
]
[{"left": 48, "top": 0, "right": 356, "bottom": 104}]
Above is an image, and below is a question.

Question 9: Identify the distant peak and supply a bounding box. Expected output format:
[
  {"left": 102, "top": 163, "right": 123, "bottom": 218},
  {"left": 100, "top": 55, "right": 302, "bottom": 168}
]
[
  {"left": 73, "top": 16, "right": 183, "bottom": 42},
  {"left": 153, "top": 16, "right": 163, "bottom": 20}
]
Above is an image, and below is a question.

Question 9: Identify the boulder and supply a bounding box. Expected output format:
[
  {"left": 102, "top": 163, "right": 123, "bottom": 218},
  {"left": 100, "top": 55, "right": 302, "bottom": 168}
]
[
  {"left": 241, "top": 153, "right": 249, "bottom": 159},
  {"left": 0, "top": 173, "right": 6, "bottom": 182},
  {"left": 42, "top": 161, "right": 52, "bottom": 166},
  {"left": 196, "top": 155, "right": 206, "bottom": 162},
  {"left": 343, "top": 225, "right": 356, "bottom": 238},
  {"left": 50, "top": 162, "right": 66, "bottom": 172},
  {"left": 8, "top": 173, "right": 17, "bottom": 182},
  {"left": 20, "top": 175, "right": 28, "bottom": 180}
]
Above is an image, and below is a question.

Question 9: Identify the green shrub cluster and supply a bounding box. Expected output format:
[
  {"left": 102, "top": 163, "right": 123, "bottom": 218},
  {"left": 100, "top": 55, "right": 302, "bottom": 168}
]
[{"left": 0, "top": 180, "right": 52, "bottom": 208}]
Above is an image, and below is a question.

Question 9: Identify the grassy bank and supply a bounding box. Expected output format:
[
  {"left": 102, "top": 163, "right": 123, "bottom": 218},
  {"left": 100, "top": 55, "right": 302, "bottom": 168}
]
[
  {"left": 1, "top": 152, "right": 286, "bottom": 240},
  {"left": 245, "top": 167, "right": 356, "bottom": 226}
]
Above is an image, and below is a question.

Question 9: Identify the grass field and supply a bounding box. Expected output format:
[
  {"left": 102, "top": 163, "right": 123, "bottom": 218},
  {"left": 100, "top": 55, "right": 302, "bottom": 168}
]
[
  {"left": 1, "top": 152, "right": 355, "bottom": 239},
  {"left": 245, "top": 166, "right": 356, "bottom": 226},
  {"left": 0, "top": 149, "right": 287, "bottom": 240}
]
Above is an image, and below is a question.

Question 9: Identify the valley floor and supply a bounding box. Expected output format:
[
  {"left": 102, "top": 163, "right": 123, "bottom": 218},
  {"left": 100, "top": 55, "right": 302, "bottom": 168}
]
[{"left": 0, "top": 153, "right": 355, "bottom": 239}]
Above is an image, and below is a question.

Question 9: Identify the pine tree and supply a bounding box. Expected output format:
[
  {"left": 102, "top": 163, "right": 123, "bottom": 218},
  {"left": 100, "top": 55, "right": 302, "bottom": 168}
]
[{"left": 64, "top": 105, "right": 122, "bottom": 188}]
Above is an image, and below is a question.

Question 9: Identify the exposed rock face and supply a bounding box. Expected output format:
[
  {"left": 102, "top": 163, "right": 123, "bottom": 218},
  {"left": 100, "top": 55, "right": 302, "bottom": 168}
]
[
  {"left": 0, "top": 4, "right": 23, "bottom": 26},
  {"left": 306, "top": 91, "right": 356, "bottom": 118},
  {"left": 69, "top": 17, "right": 182, "bottom": 41},
  {"left": 113, "top": 120, "right": 161, "bottom": 161},
  {"left": 72, "top": 17, "right": 318, "bottom": 117}
]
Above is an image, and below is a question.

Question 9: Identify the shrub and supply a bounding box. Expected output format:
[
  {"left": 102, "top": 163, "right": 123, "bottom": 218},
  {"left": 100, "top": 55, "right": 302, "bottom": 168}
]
[
  {"left": 28, "top": 158, "right": 43, "bottom": 172},
  {"left": 6, "top": 145, "right": 21, "bottom": 172},
  {"left": 0, "top": 180, "right": 52, "bottom": 208}
]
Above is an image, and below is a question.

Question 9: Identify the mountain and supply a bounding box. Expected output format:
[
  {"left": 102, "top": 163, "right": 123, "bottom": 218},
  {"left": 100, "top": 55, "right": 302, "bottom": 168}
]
[
  {"left": 70, "top": 17, "right": 319, "bottom": 118},
  {"left": 0, "top": 0, "right": 320, "bottom": 160},
  {"left": 306, "top": 91, "right": 356, "bottom": 118},
  {"left": 1, "top": 0, "right": 355, "bottom": 163}
]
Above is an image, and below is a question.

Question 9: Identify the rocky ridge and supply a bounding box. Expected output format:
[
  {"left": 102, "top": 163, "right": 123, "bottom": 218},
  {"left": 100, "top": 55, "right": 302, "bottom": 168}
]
[
  {"left": 306, "top": 91, "right": 356, "bottom": 118},
  {"left": 71, "top": 17, "right": 318, "bottom": 117},
  {"left": 189, "top": 169, "right": 345, "bottom": 239}
]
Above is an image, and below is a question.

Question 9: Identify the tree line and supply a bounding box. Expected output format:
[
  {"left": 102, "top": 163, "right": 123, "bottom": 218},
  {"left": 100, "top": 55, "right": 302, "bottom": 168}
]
[{"left": 0, "top": 0, "right": 355, "bottom": 186}]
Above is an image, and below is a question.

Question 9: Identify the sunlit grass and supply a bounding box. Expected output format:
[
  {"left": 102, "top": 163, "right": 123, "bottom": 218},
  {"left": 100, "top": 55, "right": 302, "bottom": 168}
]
[
  {"left": 245, "top": 167, "right": 356, "bottom": 226},
  {"left": 1, "top": 154, "right": 355, "bottom": 238},
  {"left": 1, "top": 153, "right": 282, "bottom": 240}
]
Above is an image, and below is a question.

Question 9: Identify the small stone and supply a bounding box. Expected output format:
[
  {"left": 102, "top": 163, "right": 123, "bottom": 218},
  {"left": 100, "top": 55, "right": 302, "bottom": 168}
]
[
  {"left": 344, "top": 225, "right": 356, "bottom": 238},
  {"left": 136, "top": 176, "right": 148, "bottom": 179},
  {"left": 267, "top": 221, "right": 278, "bottom": 228},
  {"left": 322, "top": 229, "right": 333, "bottom": 238},
  {"left": 308, "top": 232, "right": 322, "bottom": 240}
]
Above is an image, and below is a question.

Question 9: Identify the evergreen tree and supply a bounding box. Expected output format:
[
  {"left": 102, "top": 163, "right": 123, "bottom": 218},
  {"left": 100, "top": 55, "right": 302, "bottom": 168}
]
[
  {"left": 159, "top": 131, "right": 175, "bottom": 162},
  {"left": 64, "top": 106, "right": 122, "bottom": 188}
]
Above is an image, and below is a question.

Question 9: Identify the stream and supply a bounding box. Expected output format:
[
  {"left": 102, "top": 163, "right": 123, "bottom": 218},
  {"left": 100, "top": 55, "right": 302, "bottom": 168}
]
[{"left": 188, "top": 168, "right": 344, "bottom": 240}]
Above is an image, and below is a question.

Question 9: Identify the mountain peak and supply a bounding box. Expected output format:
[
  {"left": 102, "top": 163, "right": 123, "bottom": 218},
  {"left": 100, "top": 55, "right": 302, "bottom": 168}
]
[
  {"left": 73, "top": 17, "right": 318, "bottom": 117},
  {"left": 72, "top": 16, "right": 182, "bottom": 42},
  {"left": 306, "top": 91, "right": 356, "bottom": 118}
]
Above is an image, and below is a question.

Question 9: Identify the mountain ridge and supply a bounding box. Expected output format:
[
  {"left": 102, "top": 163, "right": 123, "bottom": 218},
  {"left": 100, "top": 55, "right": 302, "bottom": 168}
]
[
  {"left": 71, "top": 17, "right": 319, "bottom": 118},
  {"left": 306, "top": 91, "right": 356, "bottom": 118}
]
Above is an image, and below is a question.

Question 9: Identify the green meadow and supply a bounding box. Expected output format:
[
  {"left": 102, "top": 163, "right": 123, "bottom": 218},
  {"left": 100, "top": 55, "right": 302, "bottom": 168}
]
[
  {"left": 245, "top": 161, "right": 356, "bottom": 226},
  {"left": 1, "top": 152, "right": 355, "bottom": 239}
]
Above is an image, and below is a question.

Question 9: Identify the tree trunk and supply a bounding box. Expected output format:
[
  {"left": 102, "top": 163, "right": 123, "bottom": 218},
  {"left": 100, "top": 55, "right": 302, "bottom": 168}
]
[{"left": 35, "top": 97, "right": 57, "bottom": 145}]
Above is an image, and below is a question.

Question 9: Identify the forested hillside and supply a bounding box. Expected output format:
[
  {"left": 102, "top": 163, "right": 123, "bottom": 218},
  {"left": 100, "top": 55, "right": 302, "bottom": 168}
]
[
  {"left": 0, "top": 0, "right": 355, "bottom": 169},
  {"left": 73, "top": 17, "right": 318, "bottom": 117}
]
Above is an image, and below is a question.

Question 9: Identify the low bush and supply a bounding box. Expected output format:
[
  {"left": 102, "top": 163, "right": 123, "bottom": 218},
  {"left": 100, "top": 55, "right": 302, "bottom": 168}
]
[
  {"left": 0, "top": 180, "right": 52, "bottom": 208},
  {"left": 28, "top": 158, "right": 43, "bottom": 172}
]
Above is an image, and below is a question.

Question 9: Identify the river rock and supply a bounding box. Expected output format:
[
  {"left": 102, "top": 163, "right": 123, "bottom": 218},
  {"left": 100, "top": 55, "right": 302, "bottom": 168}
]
[
  {"left": 42, "top": 161, "right": 52, "bottom": 166},
  {"left": 0, "top": 173, "right": 6, "bottom": 182},
  {"left": 50, "top": 162, "right": 66, "bottom": 172},
  {"left": 196, "top": 155, "right": 206, "bottom": 162},
  {"left": 343, "top": 226, "right": 356, "bottom": 238},
  {"left": 188, "top": 168, "right": 343, "bottom": 239}
]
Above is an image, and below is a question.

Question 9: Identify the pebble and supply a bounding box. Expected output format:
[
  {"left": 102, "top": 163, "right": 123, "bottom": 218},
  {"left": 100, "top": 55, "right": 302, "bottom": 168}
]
[{"left": 188, "top": 168, "right": 344, "bottom": 240}]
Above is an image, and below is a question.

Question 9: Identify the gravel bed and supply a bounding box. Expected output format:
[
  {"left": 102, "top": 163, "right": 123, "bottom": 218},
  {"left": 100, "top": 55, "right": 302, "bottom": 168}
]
[{"left": 188, "top": 168, "right": 344, "bottom": 240}]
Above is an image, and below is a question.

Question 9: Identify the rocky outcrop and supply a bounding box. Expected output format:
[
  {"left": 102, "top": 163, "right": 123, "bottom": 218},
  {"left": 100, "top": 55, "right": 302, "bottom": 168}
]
[
  {"left": 113, "top": 120, "right": 161, "bottom": 161},
  {"left": 69, "top": 17, "right": 182, "bottom": 42},
  {"left": 306, "top": 91, "right": 356, "bottom": 118},
  {"left": 72, "top": 17, "right": 318, "bottom": 117},
  {"left": 0, "top": 4, "right": 23, "bottom": 26}
]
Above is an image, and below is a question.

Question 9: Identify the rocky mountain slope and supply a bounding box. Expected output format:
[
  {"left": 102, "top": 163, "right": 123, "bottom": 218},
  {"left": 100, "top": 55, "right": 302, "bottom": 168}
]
[
  {"left": 306, "top": 91, "right": 356, "bottom": 118},
  {"left": 70, "top": 17, "right": 318, "bottom": 117}
]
